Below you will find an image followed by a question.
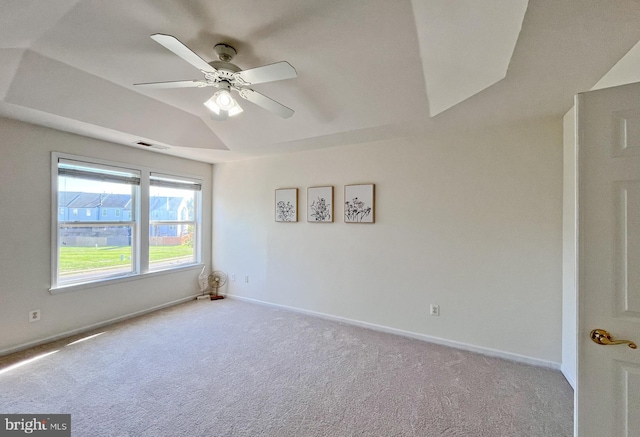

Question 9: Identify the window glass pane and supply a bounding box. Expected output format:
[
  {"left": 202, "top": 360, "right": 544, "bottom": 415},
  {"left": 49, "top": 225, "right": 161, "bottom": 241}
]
[
  {"left": 57, "top": 162, "right": 137, "bottom": 286},
  {"left": 149, "top": 186, "right": 195, "bottom": 221},
  {"left": 58, "top": 226, "right": 133, "bottom": 284},
  {"left": 148, "top": 231, "right": 195, "bottom": 269},
  {"left": 58, "top": 176, "right": 135, "bottom": 223},
  {"left": 149, "top": 185, "right": 196, "bottom": 271}
]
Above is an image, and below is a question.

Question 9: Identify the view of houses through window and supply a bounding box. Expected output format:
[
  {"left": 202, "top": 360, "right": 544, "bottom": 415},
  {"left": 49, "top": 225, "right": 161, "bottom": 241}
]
[
  {"left": 149, "top": 174, "right": 198, "bottom": 272},
  {"left": 54, "top": 156, "right": 201, "bottom": 288}
]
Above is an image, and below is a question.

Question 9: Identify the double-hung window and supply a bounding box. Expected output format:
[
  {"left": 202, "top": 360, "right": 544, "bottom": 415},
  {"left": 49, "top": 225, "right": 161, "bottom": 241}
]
[
  {"left": 53, "top": 154, "right": 202, "bottom": 290},
  {"left": 56, "top": 158, "right": 139, "bottom": 286},
  {"left": 149, "top": 174, "right": 201, "bottom": 271}
]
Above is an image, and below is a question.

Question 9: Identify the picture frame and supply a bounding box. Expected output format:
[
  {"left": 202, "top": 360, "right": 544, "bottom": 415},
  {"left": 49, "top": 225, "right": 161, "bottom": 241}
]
[
  {"left": 307, "top": 186, "right": 333, "bottom": 223},
  {"left": 275, "top": 188, "right": 298, "bottom": 222},
  {"left": 344, "top": 184, "right": 375, "bottom": 223}
]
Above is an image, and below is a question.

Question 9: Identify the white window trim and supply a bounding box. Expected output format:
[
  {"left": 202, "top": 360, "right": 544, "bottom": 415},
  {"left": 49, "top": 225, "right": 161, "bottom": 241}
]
[{"left": 51, "top": 152, "right": 203, "bottom": 293}]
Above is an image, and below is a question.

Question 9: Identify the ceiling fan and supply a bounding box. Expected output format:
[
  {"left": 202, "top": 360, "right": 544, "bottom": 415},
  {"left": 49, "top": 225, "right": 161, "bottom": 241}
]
[{"left": 134, "top": 34, "right": 297, "bottom": 120}]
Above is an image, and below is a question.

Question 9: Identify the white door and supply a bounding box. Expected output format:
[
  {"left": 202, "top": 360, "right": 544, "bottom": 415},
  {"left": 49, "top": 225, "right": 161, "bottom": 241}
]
[{"left": 576, "top": 81, "right": 640, "bottom": 436}]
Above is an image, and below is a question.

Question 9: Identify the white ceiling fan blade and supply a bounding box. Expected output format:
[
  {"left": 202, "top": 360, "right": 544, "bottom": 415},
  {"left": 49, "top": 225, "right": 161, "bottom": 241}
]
[
  {"left": 238, "top": 88, "right": 294, "bottom": 118},
  {"left": 235, "top": 61, "right": 297, "bottom": 85},
  {"left": 134, "top": 79, "right": 210, "bottom": 89},
  {"left": 150, "top": 34, "right": 215, "bottom": 72}
]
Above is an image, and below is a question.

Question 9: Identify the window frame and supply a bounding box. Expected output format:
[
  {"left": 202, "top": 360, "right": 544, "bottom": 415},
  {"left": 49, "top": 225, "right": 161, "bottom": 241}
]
[{"left": 51, "top": 152, "right": 203, "bottom": 293}]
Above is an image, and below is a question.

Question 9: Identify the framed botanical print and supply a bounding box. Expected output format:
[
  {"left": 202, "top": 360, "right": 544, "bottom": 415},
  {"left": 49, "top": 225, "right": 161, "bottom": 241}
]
[
  {"left": 307, "top": 186, "right": 333, "bottom": 222},
  {"left": 275, "top": 188, "right": 297, "bottom": 222},
  {"left": 344, "top": 184, "right": 374, "bottom": 223}
]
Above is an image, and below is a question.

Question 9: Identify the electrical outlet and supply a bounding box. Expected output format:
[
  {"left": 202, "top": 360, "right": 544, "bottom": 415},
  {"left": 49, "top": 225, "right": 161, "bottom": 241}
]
[
  {"left": 231, "top": 274, "right": 236, "bottom": 282},
  {"left": 29, "top": 309, "right": 41, "bottom": 322},
  {"left": 430, "top": 304, "right": 440, "bottom": 316},
  {"left": 244, "top": 275, "right": 249, "bottom": 283}
]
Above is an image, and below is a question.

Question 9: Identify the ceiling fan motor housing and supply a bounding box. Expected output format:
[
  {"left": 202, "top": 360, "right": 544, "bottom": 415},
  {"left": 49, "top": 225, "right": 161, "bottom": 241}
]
[{"left": 208, "top": 61, "right": 241, "bottom": 74}]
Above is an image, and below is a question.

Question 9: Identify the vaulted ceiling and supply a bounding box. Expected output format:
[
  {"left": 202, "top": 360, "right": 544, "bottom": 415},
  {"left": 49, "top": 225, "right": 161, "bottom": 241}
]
[{"left": 1, "top": 0, "right": 639, "bottom": 163}]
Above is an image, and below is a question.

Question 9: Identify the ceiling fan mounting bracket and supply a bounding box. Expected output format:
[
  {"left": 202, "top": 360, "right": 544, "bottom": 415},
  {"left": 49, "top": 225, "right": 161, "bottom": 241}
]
[{"left": 214, "top": 43, "right": 237, "bottom": 62}]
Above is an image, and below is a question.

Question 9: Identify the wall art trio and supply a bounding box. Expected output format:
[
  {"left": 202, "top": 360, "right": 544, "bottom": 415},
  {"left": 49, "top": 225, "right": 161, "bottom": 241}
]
[{"left": 275, "top": 184, "right": 374, "bottom": 223}]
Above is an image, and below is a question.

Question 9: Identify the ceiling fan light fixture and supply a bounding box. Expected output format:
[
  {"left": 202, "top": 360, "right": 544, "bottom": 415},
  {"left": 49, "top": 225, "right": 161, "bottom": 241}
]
[
  {"left": 204, "top": 96, "right": 222, "bottom": 114},
  {"left": 204, "top": 92, "right": 243, "bottom": 117},
  {"left": 227, "top": 102, "right": 243, "bottom": 117},
  {"left": 214, "top": 89, "right": 234, "bottom": 110}
]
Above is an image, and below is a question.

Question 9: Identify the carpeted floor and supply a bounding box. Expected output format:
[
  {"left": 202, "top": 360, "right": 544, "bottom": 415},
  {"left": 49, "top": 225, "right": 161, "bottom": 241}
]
[{"left": 0, "top": 299, "right": 573, "bottom": 436}]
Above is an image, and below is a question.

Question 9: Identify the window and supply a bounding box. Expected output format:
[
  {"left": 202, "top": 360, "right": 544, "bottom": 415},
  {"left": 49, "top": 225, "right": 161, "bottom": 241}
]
[
  {"left": 149, "top": 174, "right": 201, "bottom": 272},
  {"left": 55, "top": 158, "right": 139, "bottom": 287},
  {"left": 53, "top": 154, "right": 202, "bottom": 290}
]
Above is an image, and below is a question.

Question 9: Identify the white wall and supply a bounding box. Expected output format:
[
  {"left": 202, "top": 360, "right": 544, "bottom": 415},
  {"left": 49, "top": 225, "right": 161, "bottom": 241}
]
[
  {"left": 0, "top": 117, "right": 213, "bottom": 354},
  {"left": 213, "top": 118, "right": 563, "bottom": 364}
]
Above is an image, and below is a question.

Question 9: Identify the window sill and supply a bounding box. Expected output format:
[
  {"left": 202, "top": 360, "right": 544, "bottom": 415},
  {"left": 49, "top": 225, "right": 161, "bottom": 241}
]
[{"left": 49, "top": 263, "right": 204, "bottom": 295}]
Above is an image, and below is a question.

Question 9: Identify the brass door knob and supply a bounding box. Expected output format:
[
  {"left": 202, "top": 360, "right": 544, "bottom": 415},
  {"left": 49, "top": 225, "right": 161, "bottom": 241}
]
[{"left": 590, "top": 329, "right": 637, "bottom": 349}]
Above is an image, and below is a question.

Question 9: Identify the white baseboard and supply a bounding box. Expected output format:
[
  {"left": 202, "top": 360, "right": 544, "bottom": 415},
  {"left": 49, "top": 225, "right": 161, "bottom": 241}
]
[
  {"left": 3, "top": 292, "right": 566, "bottom": 374},
  {"left": 227, "top": 293, "right": 562, "bottom": 371},
  {"left": 0, "top": 294, "right": 199, "bottom": 357}
]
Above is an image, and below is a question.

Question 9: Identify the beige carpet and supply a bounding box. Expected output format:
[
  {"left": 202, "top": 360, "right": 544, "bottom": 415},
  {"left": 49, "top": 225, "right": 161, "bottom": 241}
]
[{"left": 0, "top": 299, "right": 573, "bottom": 436}]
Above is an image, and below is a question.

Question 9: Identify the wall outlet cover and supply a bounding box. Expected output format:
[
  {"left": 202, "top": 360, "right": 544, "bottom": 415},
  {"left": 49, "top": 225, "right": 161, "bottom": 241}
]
[{"left": 29, "top": 309, "right": 41, "bottom": 322}]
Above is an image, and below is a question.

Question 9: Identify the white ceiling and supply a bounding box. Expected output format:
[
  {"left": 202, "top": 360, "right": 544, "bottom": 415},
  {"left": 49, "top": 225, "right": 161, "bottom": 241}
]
[{"left": 1, "top": 0, "right": 639, "bottom": 164}]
